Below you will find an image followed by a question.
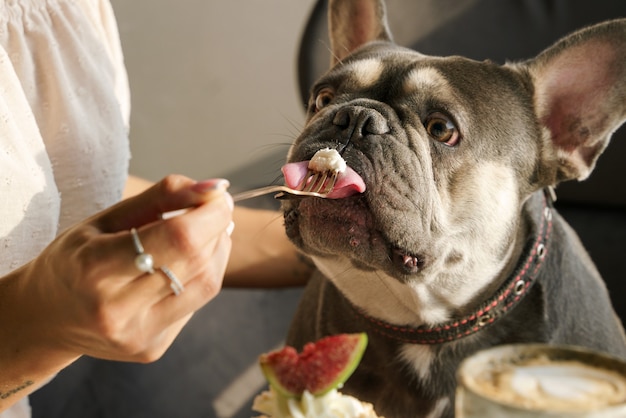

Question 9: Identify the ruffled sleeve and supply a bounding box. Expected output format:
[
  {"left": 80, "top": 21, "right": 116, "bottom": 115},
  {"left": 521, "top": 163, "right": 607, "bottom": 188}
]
[
  {"left": 0, "top": 46, "right": 60, "bottom": 276},
  {"left": 73, "top": 0, "right": 131, "bottom": 130}
]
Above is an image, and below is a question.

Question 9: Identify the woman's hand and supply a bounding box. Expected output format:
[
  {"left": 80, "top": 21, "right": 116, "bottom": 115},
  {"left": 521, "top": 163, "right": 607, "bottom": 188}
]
[
  {"left": 0, "top": 175, "right": 233, "bottom": 410},
  {"left": 30, "top": 174, "right": 233, "bottom": 360}
]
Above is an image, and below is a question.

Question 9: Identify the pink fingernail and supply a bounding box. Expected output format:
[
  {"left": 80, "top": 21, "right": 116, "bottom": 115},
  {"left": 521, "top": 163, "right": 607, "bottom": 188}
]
[{"left": 192, "top": 179, "right": 230, "bottom": 194}]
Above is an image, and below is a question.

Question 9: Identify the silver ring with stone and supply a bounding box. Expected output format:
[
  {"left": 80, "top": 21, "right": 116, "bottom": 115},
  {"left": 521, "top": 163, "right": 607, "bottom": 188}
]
[
  {"left": 130, "top": 227, "right": 155, "bottom": 274},
  {"left": 159, "top": 266, "right": 184, "bottom": 296}
]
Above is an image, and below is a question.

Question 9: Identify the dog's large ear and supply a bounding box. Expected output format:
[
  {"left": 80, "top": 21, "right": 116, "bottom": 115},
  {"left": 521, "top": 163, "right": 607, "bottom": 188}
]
[
  {"left": 328, "top": 0, "right": 393, "bottom": 67},
  {"left": 525, "top": 19, "right": 626, "bottom": 183}
]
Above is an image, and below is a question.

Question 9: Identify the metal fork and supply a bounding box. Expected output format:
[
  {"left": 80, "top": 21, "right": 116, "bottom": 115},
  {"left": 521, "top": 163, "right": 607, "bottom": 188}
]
[
  {"left": 160, "top": 173, "right": 337, "bottom": 219},
  {"left": 232, "top": 170, "right": 339, "bottom": 202}
]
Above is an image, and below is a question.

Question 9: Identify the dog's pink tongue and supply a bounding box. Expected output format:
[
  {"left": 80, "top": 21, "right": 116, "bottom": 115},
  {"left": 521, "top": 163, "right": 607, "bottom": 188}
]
[{"left": 282, "top": 161, "right": 366, "bottom": 199}]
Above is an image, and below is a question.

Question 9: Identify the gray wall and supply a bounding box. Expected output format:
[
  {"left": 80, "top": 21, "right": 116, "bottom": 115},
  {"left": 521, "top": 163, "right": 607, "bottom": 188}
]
[{"left": 110, "top": 1, "right": 317, "bottom": 190}]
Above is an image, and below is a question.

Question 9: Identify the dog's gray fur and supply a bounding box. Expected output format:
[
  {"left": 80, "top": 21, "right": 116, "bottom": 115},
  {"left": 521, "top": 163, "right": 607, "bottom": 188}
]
[{"left": 282, "top": 1, "right": 626, "bottom": 416}]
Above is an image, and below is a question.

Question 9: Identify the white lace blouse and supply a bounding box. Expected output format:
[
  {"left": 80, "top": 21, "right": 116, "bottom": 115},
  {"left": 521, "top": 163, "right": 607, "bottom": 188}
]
[{"left": 0, "top": 1, "right": 130, "bottom": 416}]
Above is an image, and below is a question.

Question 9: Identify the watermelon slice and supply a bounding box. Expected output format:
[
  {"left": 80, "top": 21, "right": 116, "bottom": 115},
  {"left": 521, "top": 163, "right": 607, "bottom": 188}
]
[{"left": 259, "top": 333, "right": 368, "bottom": 399}]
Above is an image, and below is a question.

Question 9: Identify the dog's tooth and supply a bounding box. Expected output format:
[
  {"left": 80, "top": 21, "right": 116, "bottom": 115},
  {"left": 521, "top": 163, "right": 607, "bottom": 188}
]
[{"left": 403, "top": 255, "right": 418, "bottom": 268}]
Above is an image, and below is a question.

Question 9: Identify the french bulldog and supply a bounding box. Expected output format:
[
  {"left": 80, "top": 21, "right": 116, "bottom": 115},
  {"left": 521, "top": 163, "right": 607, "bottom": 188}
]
[{"left": 280, "top": 0, "right": 626, "bottom": 416}]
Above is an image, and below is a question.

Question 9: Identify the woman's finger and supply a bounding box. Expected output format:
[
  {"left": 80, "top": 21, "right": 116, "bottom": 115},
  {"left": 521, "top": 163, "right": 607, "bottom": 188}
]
[
  {"left": 118, "top": 193, "right": 232, "bottom": 273},
  {"left": 117, "top": 219, "right": 233, "bottom": 308},
  {"left": 94, "top": 175, "right": 231, "bottom": 233},
  {"left": 150, "top": 230, "right": 232, "bottom": 324},
  {"left": 86, "top": 179, "right": 232, "bottom": 283}
]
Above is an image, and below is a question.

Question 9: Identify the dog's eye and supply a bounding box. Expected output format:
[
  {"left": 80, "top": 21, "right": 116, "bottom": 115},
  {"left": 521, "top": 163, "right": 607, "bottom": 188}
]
[
  {"left": 312, "top": 88, "right": 334, "bottom": 113},
  {"left": 424, "top": 113, "right": 460, "bottom": 146}
]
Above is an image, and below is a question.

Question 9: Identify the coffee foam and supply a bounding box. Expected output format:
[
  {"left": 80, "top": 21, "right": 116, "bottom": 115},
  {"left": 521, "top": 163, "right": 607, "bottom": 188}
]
[{"left": 469, "top": 356, "right": 626, "bottom": 412}]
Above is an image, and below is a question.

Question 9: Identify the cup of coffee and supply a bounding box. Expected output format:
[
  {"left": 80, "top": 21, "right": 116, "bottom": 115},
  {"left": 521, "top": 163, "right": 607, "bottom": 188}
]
[{"left": 456, "top": 344, "right": 626, "bottom": 417}]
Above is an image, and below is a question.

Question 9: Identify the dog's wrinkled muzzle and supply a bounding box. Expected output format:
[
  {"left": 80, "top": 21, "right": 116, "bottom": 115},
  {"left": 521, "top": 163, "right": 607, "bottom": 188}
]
[{"left": 282, "top": 161, "right": 366, "bottom": 199}]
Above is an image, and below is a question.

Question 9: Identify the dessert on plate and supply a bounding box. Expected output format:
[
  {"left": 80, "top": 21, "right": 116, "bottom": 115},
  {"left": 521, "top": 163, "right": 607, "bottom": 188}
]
[{"left": 252, "top": 333, "right": 383, "bottom": 418}]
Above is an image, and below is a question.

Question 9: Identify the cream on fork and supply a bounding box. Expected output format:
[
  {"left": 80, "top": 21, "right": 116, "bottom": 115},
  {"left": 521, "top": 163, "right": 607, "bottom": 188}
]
[
  {"left": 232, "top": 148, "right": 346, "bottom": 202},
  {"left": 232, "top": 170, "right": 339, "bottom": 202}
]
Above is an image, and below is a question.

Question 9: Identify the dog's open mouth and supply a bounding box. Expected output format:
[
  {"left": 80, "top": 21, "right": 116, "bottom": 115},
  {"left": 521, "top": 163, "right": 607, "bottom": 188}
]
[{"left": 282, "top": 161, "right": 366, "bottom": 199}]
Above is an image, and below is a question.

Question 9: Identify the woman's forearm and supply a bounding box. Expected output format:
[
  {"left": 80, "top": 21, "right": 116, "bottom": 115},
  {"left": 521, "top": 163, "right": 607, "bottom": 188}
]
[
  {"left": 225, "top": 206, "right": 312, "bottom": 287},
  {"left": 123, "top": 174, "right": 154, "bottom": 199}
]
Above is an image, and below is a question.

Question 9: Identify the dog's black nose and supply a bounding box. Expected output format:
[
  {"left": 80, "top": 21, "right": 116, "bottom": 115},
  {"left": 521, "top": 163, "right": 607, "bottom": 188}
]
[{"left": 333, "top": 106, "right": 390, "bottom": 141}]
